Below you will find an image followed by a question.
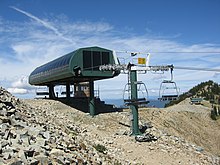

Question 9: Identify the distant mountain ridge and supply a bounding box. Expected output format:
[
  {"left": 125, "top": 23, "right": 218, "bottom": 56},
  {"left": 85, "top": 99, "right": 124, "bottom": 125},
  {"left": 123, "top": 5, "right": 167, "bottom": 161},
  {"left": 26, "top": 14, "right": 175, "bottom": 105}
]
[{"left": 165, "top": 80, "right": 220, "bottom": 107}]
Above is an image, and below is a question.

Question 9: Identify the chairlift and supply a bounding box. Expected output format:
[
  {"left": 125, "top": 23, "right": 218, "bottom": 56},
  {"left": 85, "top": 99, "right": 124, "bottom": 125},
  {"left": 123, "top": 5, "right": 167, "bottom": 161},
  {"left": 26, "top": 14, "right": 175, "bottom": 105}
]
[
  {"left": 35, "top": 86, "right": 49, "bottom": 98},
  {"left": 158, "top": 67, "right": 179, "bottom": 101},
  {"left": 123, "top": 81, "right": 149, "bottom": 107}
]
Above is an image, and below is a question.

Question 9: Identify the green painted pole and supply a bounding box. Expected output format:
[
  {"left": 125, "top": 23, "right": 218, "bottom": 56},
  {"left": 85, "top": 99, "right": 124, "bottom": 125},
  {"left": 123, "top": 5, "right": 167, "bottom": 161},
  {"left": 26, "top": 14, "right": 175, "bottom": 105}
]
[
  {"left": 89, "top": 80, "right": 95, "bottom": 117},
  {"left": 130, "top": 70, "right": 141, "bottom": 135}
]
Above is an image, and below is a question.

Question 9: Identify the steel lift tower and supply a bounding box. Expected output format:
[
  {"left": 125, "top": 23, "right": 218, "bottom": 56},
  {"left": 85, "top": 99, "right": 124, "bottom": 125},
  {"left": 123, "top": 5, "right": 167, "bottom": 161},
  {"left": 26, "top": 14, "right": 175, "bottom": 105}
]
[{"left": 100, "top": 55, "right": 173, "bottom": 135}]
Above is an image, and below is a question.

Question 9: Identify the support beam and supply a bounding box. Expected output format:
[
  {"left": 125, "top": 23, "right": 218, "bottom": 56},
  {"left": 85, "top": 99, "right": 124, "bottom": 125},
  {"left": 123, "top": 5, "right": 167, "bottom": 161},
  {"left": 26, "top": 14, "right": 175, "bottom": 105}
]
[
  {"left": 48, "top": 85, "right": 55, "bottom": 99},
  {"left": 89, "top": 80, "right": 95, "bottom": 117},
  {"left": 130, "top": 70, "right": 141, "bottom": 135},
  {"left": 66, "top": 82, "right": 70, "bottom": 99}
]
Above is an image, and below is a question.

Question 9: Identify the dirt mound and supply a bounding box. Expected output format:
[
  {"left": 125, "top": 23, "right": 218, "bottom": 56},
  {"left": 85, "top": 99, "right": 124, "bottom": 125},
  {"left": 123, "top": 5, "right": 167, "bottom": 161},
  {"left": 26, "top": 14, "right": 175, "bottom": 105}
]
[
  {"left": 140, "top": 98, "right": 220, "bottom": 157},
  {"left": 24, "top": 98, "right": 220, "bottom": 164}
]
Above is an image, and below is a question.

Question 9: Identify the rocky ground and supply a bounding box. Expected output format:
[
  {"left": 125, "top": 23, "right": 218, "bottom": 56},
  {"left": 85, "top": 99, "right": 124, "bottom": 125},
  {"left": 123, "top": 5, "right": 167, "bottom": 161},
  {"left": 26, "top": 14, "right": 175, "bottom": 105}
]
[{"left": 0, "top": 86, "right": 220, "bottom": 164}]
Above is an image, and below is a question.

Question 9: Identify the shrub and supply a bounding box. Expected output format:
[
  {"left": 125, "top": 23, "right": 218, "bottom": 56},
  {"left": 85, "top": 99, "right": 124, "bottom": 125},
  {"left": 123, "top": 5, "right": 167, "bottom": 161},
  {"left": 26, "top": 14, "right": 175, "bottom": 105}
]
[
  {"left": 93, "top": 144, "right": 107, "bottom": 154},
  {"left": 211, "top": 110, "right": 217, "bottom": 120}
]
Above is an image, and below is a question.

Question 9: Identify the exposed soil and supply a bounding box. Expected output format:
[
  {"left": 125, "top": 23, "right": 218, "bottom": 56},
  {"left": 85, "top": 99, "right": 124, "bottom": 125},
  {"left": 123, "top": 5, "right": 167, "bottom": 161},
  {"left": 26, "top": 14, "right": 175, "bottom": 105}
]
[{"left": 22, "top": 98, "right": 220, "bottom": 164}]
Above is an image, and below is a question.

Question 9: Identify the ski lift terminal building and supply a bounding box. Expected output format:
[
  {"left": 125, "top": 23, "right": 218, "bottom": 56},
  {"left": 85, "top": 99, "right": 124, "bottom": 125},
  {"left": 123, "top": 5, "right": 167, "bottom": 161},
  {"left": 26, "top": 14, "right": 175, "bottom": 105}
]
[{"left": 29, "top": 46, "right": 120, "bottom": 116}]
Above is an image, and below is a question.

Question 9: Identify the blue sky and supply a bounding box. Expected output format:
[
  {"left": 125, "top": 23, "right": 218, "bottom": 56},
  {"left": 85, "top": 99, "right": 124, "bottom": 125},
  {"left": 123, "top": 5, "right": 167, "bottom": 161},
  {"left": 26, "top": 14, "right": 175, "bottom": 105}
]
[{"left": 0, "top": 0, "right": 220, "bottom": 99}]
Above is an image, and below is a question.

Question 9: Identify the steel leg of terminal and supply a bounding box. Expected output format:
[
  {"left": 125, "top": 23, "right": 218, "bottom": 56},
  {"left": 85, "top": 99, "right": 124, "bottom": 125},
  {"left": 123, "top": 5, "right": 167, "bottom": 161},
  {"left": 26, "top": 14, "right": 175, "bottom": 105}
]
[
  {"left": 66, "top": 82, "right": 70, "bottom": 99},
  {"left": 89, "top": 80, "right": 95, "bottom": 117},
  {"left": 48, "top": 84, "right": 55, "bottom": 99}
]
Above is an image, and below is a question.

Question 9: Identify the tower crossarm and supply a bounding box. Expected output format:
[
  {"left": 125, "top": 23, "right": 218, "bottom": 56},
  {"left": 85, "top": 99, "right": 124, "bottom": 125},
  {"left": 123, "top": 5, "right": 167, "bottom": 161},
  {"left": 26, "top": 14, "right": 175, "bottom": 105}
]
[{"left": 99, "top": 64, "right": 174, "bottom": 72}]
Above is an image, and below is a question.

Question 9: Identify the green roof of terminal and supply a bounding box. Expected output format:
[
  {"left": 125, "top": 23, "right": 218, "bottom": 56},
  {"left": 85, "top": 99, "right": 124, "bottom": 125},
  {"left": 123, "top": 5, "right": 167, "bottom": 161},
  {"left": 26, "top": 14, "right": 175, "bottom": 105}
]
[{"left": 29, "top": 46, "right": 120, "bottom": 86}]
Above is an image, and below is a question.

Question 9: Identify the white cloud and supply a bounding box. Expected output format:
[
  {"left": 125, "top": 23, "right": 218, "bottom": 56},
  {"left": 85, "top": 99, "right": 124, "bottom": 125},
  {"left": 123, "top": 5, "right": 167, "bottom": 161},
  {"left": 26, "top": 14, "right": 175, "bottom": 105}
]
[
  {"left": 62, "top": 21, "right": 113, "bottom": 33},
  {"left": 213, "top": 73, "right": 220, "bottom": 78},
  {"left": 7, "top": 88, "right": 28, "bottom": 94},
  {"left": 6, "top": 76, "right": 34, "bottom": 95},
  {"left": 11, "top": 44, "right": 34, "bottom": 62},
  {"left": 11, "top": 76, "right": 31, "bottom": 89},
  {"left": 1, "top": 7, "right": 220, "bottom": 99},
  {"left": 10, "top": 6, "right": 74, "bottom": 44}
]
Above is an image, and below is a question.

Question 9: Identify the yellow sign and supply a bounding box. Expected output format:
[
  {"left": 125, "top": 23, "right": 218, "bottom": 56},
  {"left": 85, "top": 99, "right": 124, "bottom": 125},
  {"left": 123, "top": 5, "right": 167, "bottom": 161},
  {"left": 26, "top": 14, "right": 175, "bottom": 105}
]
[{"left": 138, "top": 58, "right": 146, "bottom": 65}]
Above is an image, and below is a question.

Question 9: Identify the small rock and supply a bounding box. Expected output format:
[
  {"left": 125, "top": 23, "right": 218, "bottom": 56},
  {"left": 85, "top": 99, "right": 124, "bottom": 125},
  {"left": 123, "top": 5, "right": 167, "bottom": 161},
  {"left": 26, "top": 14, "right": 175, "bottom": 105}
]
[
  {"left": 35, "top": 137, "right": 46, "bottom": 146},
  {"left": 24, "top": 147, "right": 35, "bottom": 157},
  {"left": 7, "top": 158, "right": 23, "bottom": 165},
  {"left": 115, "top": 130, "right": 129, "bottom": 136},
  {"left": 18, "top": 150, "right": 27, "bottom": 163},
  {"left": 0, "top": 143, "right": 2, "bottom": 154},
  {"left": 0, "top": 116, "right": 11, "bottom": 124},
  {"left": 3, "top": 130, "right": 10, "bottom": 140},
  {"left": 9, "top": 129, "right": 17, "bottom": 139},
  {"left": 149, "top": 146, "right": 154, "bottom": 150},
  {"left": 15, "top": 129, "right": 28, "bottom": 138},
  {"left": 7, "top": 109, "right": 16, "bottom": 116},
  {"left": 0, "top": 109, "right": 7, "bottom": 116},
  {"left": 28, "top": 158, "right": 39, "bottom": 165},
  {"left": 2, "top": 152, "right": 12, "bottom": 160},
  {"left": 21, "top": 136, "right": 30, "bottom": 146},
  {"left": 0, "top": 103, "right": 5, "bottom": 109},
  {"left": 76, "top": 158, "right": 85, "bottom": 164},
  {"left": 49, "top": 148, "right": 64, "bottom": 156},
  {"left": 13, "top": 121, "right": 26, "bottom": 129},
  {"left": 67, "top": 144, "right": 77, "bottom": 151},
  {"left": 27, "top": 127, "right": 40, "bottom": 138},
  {"left": 42, "top": 131, "right": 50, "bottom": 140},
  {"left": 56, "top": 156, "right": 66, "bottom": 165},
  {"left": 41, "top": 145, "right": 50, "bottom": 151},
  {"left": 35, "top": 154, "right": 51, "bottom": 165},
  {"left": 80, "top": 142, "right": 86, "bottom": 150},
  {"left": 1, "top": 139, "right": 9, "bottom": 148},
  {"left": 196, "top": 146, "right": 204, "bottom": 152}
]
